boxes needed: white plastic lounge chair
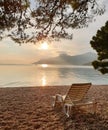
[52,83,97,117]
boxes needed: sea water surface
[0,64,108,87]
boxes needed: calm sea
[0,64,108,87]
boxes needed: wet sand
[0,85,108,130]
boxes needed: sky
[0,0,108,64]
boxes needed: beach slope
[0,85,108,130]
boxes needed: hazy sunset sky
[0,0,108,64]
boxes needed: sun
[40,42,49,50]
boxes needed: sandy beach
[0,85,108,130]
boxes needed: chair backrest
[64,83,92,104]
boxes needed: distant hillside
[33,52,97,65]
[0,64,28,66]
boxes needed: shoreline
[0,85,108,130]
[0,85,69,89]
[0,84,108,88]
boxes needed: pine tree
[90,21,108,74]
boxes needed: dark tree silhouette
[90,21,108,74]
[0,0,105,44]
[0,0,31,44]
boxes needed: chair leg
[93,101,97,114]
[64,104,72,117]
[64,105,69,117]
[51,96,56,107]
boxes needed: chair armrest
[55,94,64,102]
[51,94,66,107]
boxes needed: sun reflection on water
[42,76,46,86]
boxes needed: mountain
[33,52,97,65]
[0,63,28,66]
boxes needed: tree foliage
[0,0,105,44]
[90,21,108,74]
[0,0,31,43]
